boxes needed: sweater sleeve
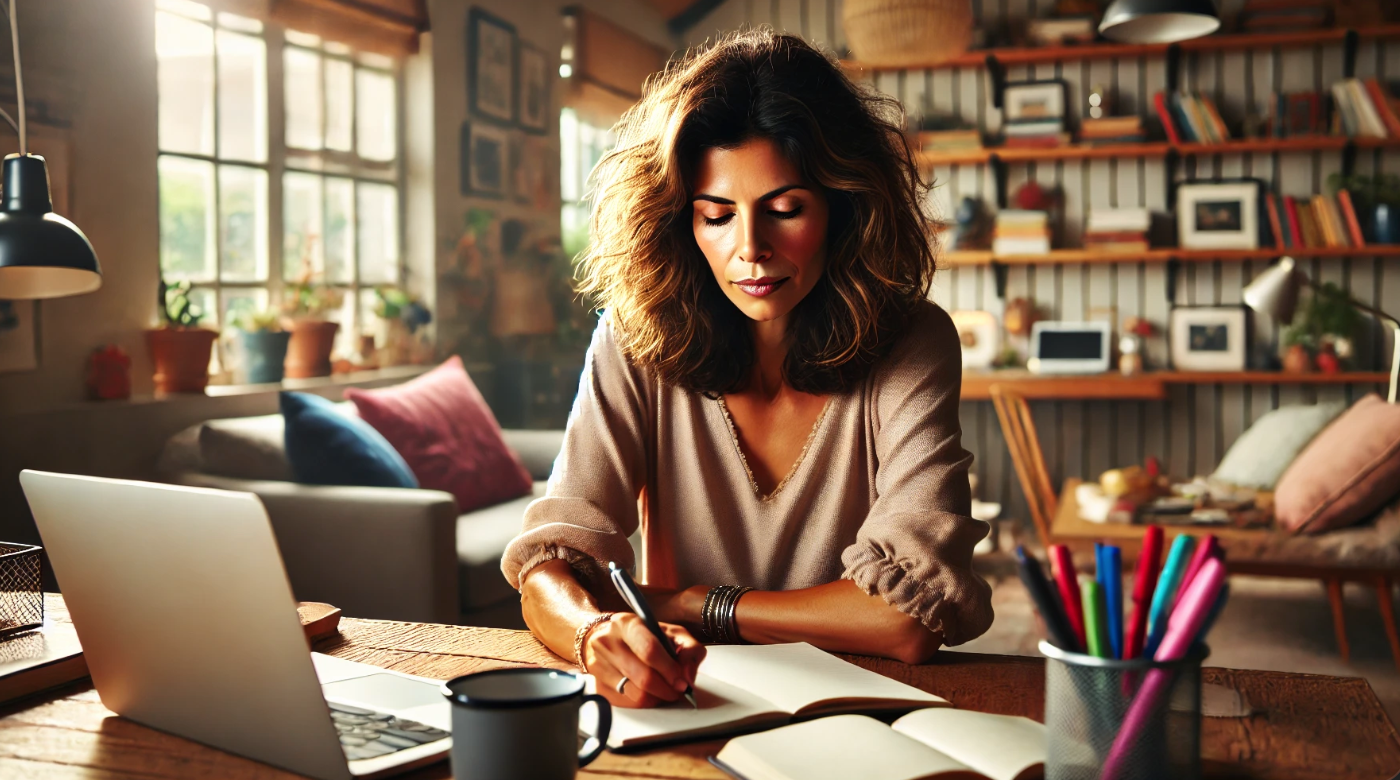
[500,316,650,591]
[839,302,994,646]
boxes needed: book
[1155,92,1182,144]
[1296,202,1321,248]
[1363,78,1400,137]
[604,643,948,750]
[1265,192,1285,248]
[1346,79,1388,138]
[712,711,1046,780]
[1283,195,1304,247]
[1337,189,1367,247]
[1332,81,1360,137]
[1199,97,1230,142]
[1317,194,1351,247]
[1270,193,1291,248]
[0,620,87,706]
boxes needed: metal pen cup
[1040,640,1206,780]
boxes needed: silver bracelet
[701,585,753,644]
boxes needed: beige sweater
[501,300,994,645]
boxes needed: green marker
[1081,577,1108,658]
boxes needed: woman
[501,29,992,709]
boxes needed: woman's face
[691,137,829,325]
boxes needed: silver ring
[615,676,629,694]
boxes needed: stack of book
[1154,92,1230,144]
[1330,78,1400,139]
[1080,116,1147,145]
[1265,191,1367,249]
[993,210,1052,255]
[1269,91,1325,137]
[917,129,983,153]
[1085,208,1151,253]
[1237,0,1331,31]
[1002,120,1070,149]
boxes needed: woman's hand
[584,614,706,708]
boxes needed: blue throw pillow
[280,391,418,488]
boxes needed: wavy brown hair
[576,28,938,395]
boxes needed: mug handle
[577,693,611,767]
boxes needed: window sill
[203,365,430,397]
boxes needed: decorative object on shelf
[85,344,131,401]
[1119,316,1154,376]
[1246,255,1399,401]
[841,0,973,68]
[281,274,344,380]
[1028,321,1112,374]
[1327,172,1400,244]
[517,42,550,133]
[1098,0,1220,44]
[0,1,101,301]
[0,542,42,637]
[1004,297,1038,337]
[467,8,516,124]
[230,308,290,385]
[1169,306,1248,371]
[1282,281,1362,369]
[146,280,218,394]
[1176,181,1260,250]
[951,310,1000,370]
[461,122,509,197]
[1281,343,1314,374]
[1087,84,1110,120]
[1002,80,1069,148]
[948,196,993,251]
[1026,17,1097,47]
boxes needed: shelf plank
[916,137,1400,168]
[845,25,1400,73]
[961,370,1391,400]
[942,246,1400,267]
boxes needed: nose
[737,211,773,267]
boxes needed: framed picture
[1003,80,1068,124]
[460,122,509,197]
[1176,181,1260,250]
[950,310,1000,370]
[1170,306,1248,371]
[468,8,516,124]
[517,43,550,133]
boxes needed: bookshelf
[961,370,1393,400]
[916,136,1400,168]
[942,246,1400,267]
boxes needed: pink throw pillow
[345,357,532,512]
[1274,393,1400,534]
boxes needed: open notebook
[712,710,1046,780]
[601,642,948,750]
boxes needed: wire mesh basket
[0,543,43,639]
[1040,640,1205,780]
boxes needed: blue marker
[1099,544,1123,659]
[1143,535,1196,658]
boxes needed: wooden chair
[988,384,1400,669]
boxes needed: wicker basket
[842,0,974,67]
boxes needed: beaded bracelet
[573,612,616,674]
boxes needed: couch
[157,406,568,628]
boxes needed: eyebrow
[692,184,807,205]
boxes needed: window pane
[357,182,398,284]
[325,177,355,284]
[159,155,216,282]
[222,288,270,334]
[359,52,394,70]
[325,288,356,362]
[325,59,353,152]
[156,12,214,156]
[220,165,268,282]
[285,47,323,150]
[285,29,321,48]
[356,68,396,161]
[284,171,323,281]
[325,40,352,56]
[560,108,579,202]
[217,30,267,162]
[157,0,210,22]
[218,12,262,33]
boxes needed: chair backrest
[989,385,1058,549]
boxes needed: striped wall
[686,0,1400,528]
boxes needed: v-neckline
[714,394,832,502]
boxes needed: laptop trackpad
[323,673,443,711]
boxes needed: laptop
[20,470,453,780]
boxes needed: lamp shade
[0,154,102,300]
[1243,255,1303,324]
[1099,0,1221,44]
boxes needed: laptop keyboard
[328,701,449,761]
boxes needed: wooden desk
[3,597,1398,779]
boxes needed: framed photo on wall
[461,122,509,197]
[1176,181,1260,250]
[468,8,516,124]
[517,43,550,133]
[1169,306,1248,371]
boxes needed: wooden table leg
[1374,576,1400,673]
[1326,578,1350,663]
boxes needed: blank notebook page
[700,643,948,715]
[717,714,980,780]
[892,709,1046,780]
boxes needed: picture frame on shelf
[517,43,550,133]
[467,8,516,124]
[1002,80,1068,125]
[1169,306,1248,371]
[460,122,509,197]
[950,310,1000,370]
[1176,181,1261,250]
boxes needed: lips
[734,277,789,298]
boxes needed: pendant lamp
[0,0,101,300]
[1098,0,1221,45]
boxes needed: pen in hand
[607,561,699,709]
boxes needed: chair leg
[1326,579,1350,663]
[1373,576,1400,673]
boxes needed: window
[156,0,404,373]
[558,107,614,261]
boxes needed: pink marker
[1177,535,1220,595]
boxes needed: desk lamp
[0,0,101,300]
[1098,0,1221,44]
[1244,256,1399,404]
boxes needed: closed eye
[704,214,734,226]
[770,207,803,220]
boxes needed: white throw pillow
[1211,401,1347,490]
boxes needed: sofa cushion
[346,356,533,512]
[1211,401,1345,490]
[457,481,546,611]
[200,414,297,481]
[281,391,419,489]
[1275,393,1400,534]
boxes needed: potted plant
[230,307,291,384]
[281,279,344,378]
[373,286,433,366]
[1282,282,1362,374]
[146,280,218,393]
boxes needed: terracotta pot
[1282,343,1314,374]
[285,319,340,378]
[145,327,218,393]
